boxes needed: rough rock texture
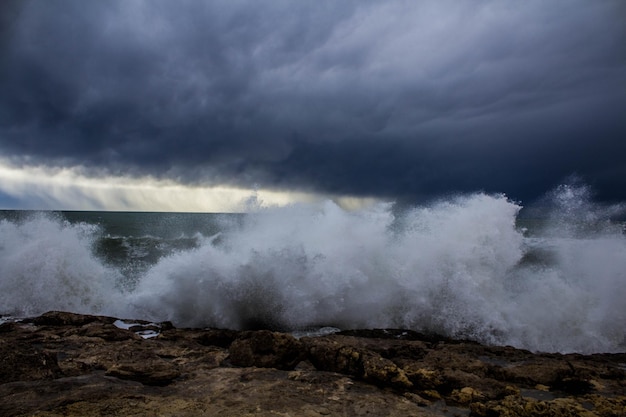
[1,311,625,416]
[229,330,306,370]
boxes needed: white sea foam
[0,214,123,317]
[1,186,624,353]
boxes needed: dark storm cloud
[1,0,625,203]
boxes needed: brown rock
[471,395,604,417]
[1,312,626,417]
[29,310,116,326]
[105,359,180,386]
[305,337,413,390]
[450,386,484,404]
[229,330,305,370]
[0,338,62,383]
[75,322,141,341]
[0,373,153,417]
[194,328,240,348]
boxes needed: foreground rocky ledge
[1,312,624,416]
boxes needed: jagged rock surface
[1,311,625,416]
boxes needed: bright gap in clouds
[0,161,378,212]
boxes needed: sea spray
[0,185,625,354]
[129,194,526,341]
[507,183,626,352]
[0,213,123,317]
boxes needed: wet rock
[502,358,573,387]
[1,312,625,417]
[0,321,20,333]
[29,311,116,327]
[553,377,594,395]
[0,373,153,417]
[0,339,62,383]
[75,322,141,341]
[194,328,240,348]
[105,359,180,386]
[450,386,484,405]
[305,338,413,390]
[471,395,603,417]
[229,330,305,370]
[403,365,444,390]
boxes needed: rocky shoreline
[1,311,624,416]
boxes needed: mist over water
[0,213,122,317]
[1,184,625,353]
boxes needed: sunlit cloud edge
[0,160,380,212]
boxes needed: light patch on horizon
[0,160,379,212]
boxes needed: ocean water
[1,184,624,354]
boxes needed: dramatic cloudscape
[1,0,625,211]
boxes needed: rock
[105,359,180,386]
[29,311,116,327]
[450,386,484,404]
[229,330,305,370]
[0,339,62,383]
[1,312,625,417]
[403,391,433,407]
[76,322,141,341]
[194,328,240,348]
[305,337,413,390]
[403,365,444,389]
[471,396,602,417]
[502,357,573,387]
[553,376,594,395]
[0,374,153,417]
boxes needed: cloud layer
[0,159,382,212]
[1,0,625,208]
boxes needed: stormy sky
[1,0,625,211]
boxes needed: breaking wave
[1,184,625,353]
